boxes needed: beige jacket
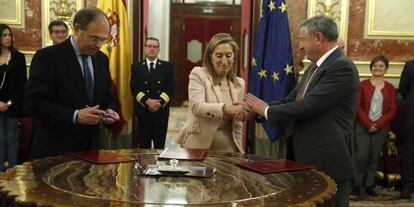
[175,67,245,153]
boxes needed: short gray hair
[300,16,338,42]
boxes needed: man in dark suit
[24,7,119,160]
[399,59,414,199]
[48,19,68,45]
[244,16,359,207]
[130,37,174,149]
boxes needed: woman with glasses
[0,24,27,171]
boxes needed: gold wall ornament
[49,0,77,22]
[42,0,83,47]
[365,0,414,39]
[0,0,23,27]
[301,59,404,88]
[315,0,341,20]
[307,0,350,52]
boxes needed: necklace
[0,52,10,90]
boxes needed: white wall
[148,0,170,61]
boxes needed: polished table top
[0,149,336,206]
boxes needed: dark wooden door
[182,18,232,101]
[170,2,241,106]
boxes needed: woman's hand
[223,103,244,120]
[368,124,378,133]
[0,101,10,112]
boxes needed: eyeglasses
[145,45,159,49]
[80,31,109,45]
[52,30,67,34]
[88,36,109,45]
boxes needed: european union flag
[248,0,295,142]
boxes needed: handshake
[223,93,269,121]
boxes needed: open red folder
[65,150,135,164]
[158,148,208,161]
[237,159,314,174]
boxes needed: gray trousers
[353,122,388,187]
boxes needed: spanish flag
[97,0,133,137]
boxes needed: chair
[376,95,405,189]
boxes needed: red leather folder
[158,148,208,161]
[237,159,314,174]
[65,150,135,164]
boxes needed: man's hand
[77,105,106,125]
[244,93,269,117]
[145,98,161,112]
[0,101,9,112]
[100,109,120,125]
[233,102,255,121]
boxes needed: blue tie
[81,55,94,102]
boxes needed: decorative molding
[42,0,83,47]
[21,50,36,69]
[187,39,202,63]
[365,0,414,39]
[307,0,349,51]
[301,59,404,87]
[0,0,23,27]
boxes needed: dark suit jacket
[400,60,414,106]
[0,50,27,118]
[130,60,174,117]
[24,38,116,159]
[267,48,359,182]
[399,59,414,140]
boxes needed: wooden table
[0,149,336,206]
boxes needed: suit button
[158,81,161,84]
[157,90,160,93]
[144,81,147,84]
[146,90,149,93]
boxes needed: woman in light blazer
[176,33,245,153]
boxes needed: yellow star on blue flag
[284,64,293,75]
[272,71,279,81]
[278,2,287,13]
[249,0,295,142]
[268,1,276,11]
[258,68,267,78]
[252,57,257,67]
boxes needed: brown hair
[370,55,389,71]
[203,33,240,87]
[48,19,68,34]
[0,24,15,55]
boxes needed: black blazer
[24,38,117,159]
[267,48,359,182]
[0,50,27,118]
[399,59,414,106]
[130,60,174,117]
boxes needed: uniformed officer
[130,37,174,149]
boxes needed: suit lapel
[307,48,342,89]
[210,76,223,103]
[61,40,88,102]
[141,61,150,77]
[318,47,342,71]
[229,81,238,102]
[91,55,103,104]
